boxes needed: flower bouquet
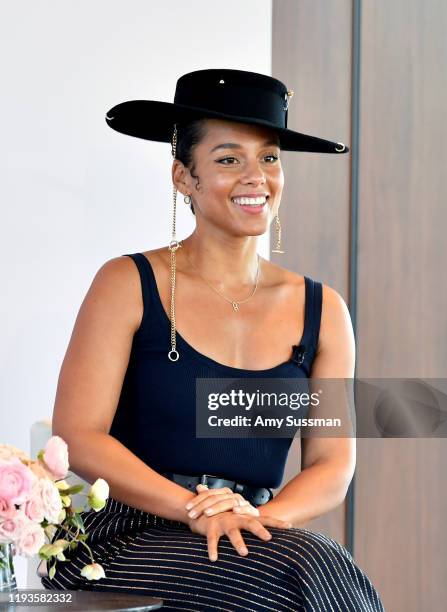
[0,436,109,587]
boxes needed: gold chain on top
[167,124,182,362]
[181,240,260,312]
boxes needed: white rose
[0,444,30,462]
[87,479,109,511]
[81,563,106,580]
[39,478,63,524]
[24,482,45,523]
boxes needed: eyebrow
[209,139,280,153]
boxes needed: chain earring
[167,123,182,362]
[271,213,285,254]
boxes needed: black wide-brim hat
[105,68,349,154]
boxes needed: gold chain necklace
[180,240,261,313]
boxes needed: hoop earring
[271,213,285,254]
[184,194,192,205]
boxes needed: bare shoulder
[260,258,305,292]
[94,246,168,291]
[319,282,354,346]
[268,259,354,354]
[140,246,171,270]
[85,254,150,334]
[314,281,356,377]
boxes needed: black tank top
[109,253,323,488]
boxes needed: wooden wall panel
[273,1,447,610]
[356,1,447,610]
[272,0,353,546]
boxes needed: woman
[41,69,385,611]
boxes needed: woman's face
[176,118,284,238]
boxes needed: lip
[231,193,270,199]
[235,203,267,215]
[231,196,268,215]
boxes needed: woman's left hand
[185,484,260,519]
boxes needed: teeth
[231,196,267,206]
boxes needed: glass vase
[0,543,17,592]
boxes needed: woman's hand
[188,510,293,562]
[185,484,260,519]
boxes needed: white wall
[1,0,272,586]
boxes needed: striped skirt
[41,497,385,611]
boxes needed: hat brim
[105,100,349,154]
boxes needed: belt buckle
[234,482,245,495]
[200,473,219,486]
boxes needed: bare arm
[52,256,196,523]
[259,284,356,526]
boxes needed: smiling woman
[174,118,282,228]
[175,119,280,218]
[40,69,385,611]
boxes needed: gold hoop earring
[271,213,285,254]
[184,194,192,205]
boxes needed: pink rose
[43,436,69,480]
[0,444,30,463]
[0,511,26,544]
[0,457,35,504]
[0,497,16,519]
[39,478,62,524]
[24,483,45,523]
[14,518,46,557]
[28,461,52,481]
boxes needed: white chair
[28,420,89,588]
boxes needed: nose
[241,158,267,185]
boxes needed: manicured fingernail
[188,510,197,518]
[185,503,193,510]
[233,507,242,512]
[210,554,217,562]
[205,508,213,515]
[239,547,248,555]
[286,522,293,528]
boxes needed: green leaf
[69,541,78,551]
[44,526,56,540]
[77,533,89,541]
[39,544,55,560]
[72,513,86,533]
[62,484,84,495]
[60,495,71,508]
[48,564,56,580]
[65,516,79,529]
[53,539,70,551]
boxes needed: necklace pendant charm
[232,301,239,312]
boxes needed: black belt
[161,471,274,507]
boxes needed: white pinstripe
[41,500,384,611]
